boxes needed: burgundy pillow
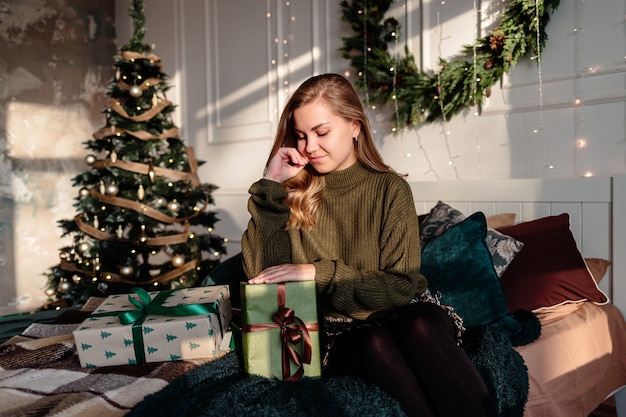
[497,214,608,312]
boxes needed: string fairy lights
[472,0,482,175]
[283,0,293,96]
[435,4,460,180]
[574,0,592,178]
[360,3,370,109]
[266,1,297,109]
[355,0,380,143]
[530,0,552,175]
[415,129,441,180]
[388,2,415,173]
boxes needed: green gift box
[240,281,321,381]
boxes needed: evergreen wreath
[341,0,561,132]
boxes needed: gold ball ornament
[120,265,135,278]
[57,279,71,294]
[85,154,97,165]
[79,188,90,198]
[167,199,180,214]
[72,275,82,284]
[130,85,143,98]
[105,183,119,196]
[77,241,91,255]
[171,254,185,267]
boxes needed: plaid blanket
[0,310,213,417]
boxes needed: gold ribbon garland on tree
[90,148,202,187]
[93,125,180,141]
[340,0,561,133]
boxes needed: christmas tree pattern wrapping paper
[241,281,321,381]
[73,285,231,368]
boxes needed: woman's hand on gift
[263,147,308,183]
[248,263,315,284]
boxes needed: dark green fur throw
[462,326,529,417]
[128,351,405,417]
[130,310,540,417]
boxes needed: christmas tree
[42,0,226,309]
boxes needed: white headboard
[409,174,626,315]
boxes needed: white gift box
[73,285,231,368]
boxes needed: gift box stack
[73,285,231,368]
[240,281,321,381]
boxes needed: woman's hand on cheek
[248,263,315,284]
[263,147,308,183]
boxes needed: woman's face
[293,99,360,174]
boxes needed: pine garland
[341,0,561,132]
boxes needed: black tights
[327,303,497,417]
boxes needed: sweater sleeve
[241,179,292,278]
[314,180,428,319]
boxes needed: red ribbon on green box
[241,281,321,382]
[92,287,222,364]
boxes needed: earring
[353,136,358,142]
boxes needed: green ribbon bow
[93,287,223,364]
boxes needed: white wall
[115,0,626,255]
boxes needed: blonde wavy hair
[265,73,399,230]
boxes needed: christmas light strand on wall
[415,129,441,180]
[530,0,551,175]
[267,1,298,108]
[472,0,482,175]
[361,2,370,108]
[340,0,561,133]
[267,9,277,100]
[574,0,592,178]
[388,3,415,173]
[284,0,293,96]
[434,6,460,179]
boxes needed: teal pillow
[421,212,520,331]
[419,201,523,278]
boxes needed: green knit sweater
[241,161,427,320]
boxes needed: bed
[410,174,626,417]
[1,174,625,417]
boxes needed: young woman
[242,73,497,417]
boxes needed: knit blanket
[0,318,207,417]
